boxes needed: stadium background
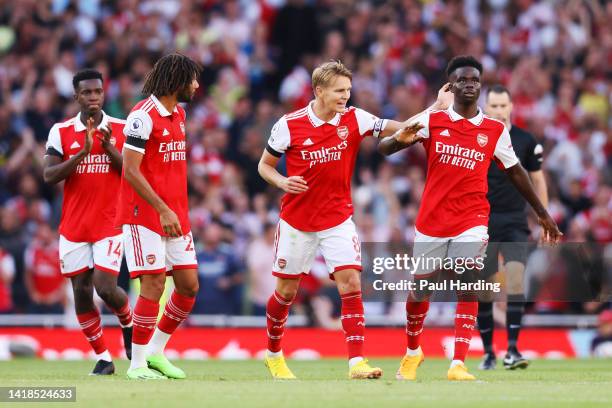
[0,0,610,361]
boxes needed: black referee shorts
[481,212,530,279]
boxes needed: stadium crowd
[0,0,609,319]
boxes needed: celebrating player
[117,54,201,380]
[477,85,548,370]
[378,55,562,381]
[43,69,132,375]
[258,60,451,380]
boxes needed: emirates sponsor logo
[300,140,348,168]
[337,126,349,140]
[159,140,186,163]
[477,133,488,147]
[435,141,485,171]
[70,153,112,174]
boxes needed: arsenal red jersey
[116,95,190,236]
[414,105,519,237]
[25,240,63,296]
[45,112,125,242]
[266,102,388,232]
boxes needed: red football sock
[266,290,293,353]
[453,290,478,362]
[406,297,429,350]
[132,295,159,345]
[157,290,195,335]
[109,299,133,327]
[340,291,365,359]
[77,309,107,354]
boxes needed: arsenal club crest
[277,258,287,269]
[477,133,488,147]
[146,254,156,265]
[337,126,349,140]
[109,137,116,146]
[180,122,185,135]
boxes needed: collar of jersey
[448,104,484,126]
[307,101,341,127]
[73,110,110,132]
[150,94,179,117]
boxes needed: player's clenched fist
[160,208,183,237]
[393,122,425,146]
[279,176,308,194]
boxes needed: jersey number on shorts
[107,240,122,258]
[184,234,194,252]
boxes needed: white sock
[130,344,148,370]
[450,359,464,368]
[267,350,283,358]
[147,329,171,356]
[406,346,422,356]
[96,350,112,362]
[348,356,364,368]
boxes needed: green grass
[1,358,611,408]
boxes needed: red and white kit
[45,111,126,276]
[116,95,197,278]
[266,101,387,278]
[411,105,519,274]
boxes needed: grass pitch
[1,358,610,408]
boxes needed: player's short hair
[486,84,512,100]
[445,55,483,78]
[311,60,352,90]
[72,69,103,90]
[142,53,202,97]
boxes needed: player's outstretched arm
[123,148,183,237]
[378,83,453,138]
[505,163,562,244]
[257,150,308,194]
[43,117,95,184]
[377,123,425,156]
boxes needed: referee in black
[478,85,549,370]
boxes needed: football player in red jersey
[117,54,201,380]
[258,60,452,380]
[43,69,132,376]
[379,55,561,381]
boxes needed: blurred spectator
[245,222,276,315]
[591,309,612,358]
[23,224,64,313]
[193,221,243,315]
[0,246,15,313]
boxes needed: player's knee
[72,283,92,301]
[341,272,362,293]
[176,281,199,298]
[94,283,114,302]
[275,282,298,301]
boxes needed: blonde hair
[311,60,352,90]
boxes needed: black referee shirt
[487,125,543,214]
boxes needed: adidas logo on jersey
[70,141,81,149]
[162,128,170,136]
[303,138,314,146]
[440,129,450,137]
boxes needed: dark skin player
[43,77,131,355]
[378,67,562,244]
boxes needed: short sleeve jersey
[412,105,519,237]
[266,102,388,232]
[115,95,191,236]
[45,112,125,242]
